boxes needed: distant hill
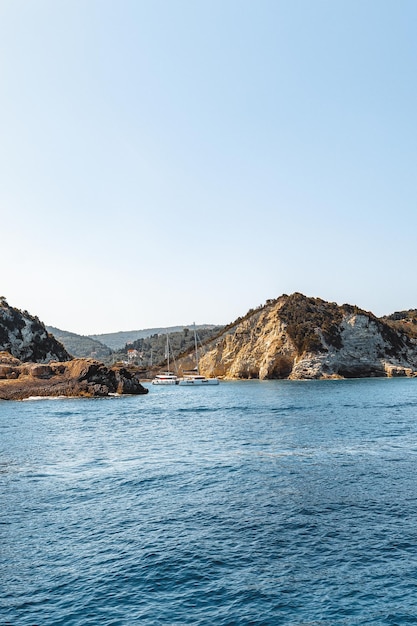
[46,326,112,361]
[89,325,219,350]
[113,325,224,367]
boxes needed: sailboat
[178,324,219,386]
[151,334,179,385]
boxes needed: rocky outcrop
[0,299,148,399]
[0,298,70,363]
[0,352,148,400]
[188,293,417,380]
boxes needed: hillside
[178,293,417,380]
[382,310,417,339]
[46,326,112,361]
[0,298,70,363]
[89,325,219,350]
[113,326,223,367]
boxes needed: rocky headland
[181,293,417,380]
[0,352,148,400]
[0,299,148,399]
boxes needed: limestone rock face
[0,353,148,399]
[190,294,417,380]
[0,298,70,363]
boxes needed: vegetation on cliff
[276,293,412,357]
[0,298,70,363]
[383,310,417,340]
[278,293,347,354]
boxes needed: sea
[1,378,417,625]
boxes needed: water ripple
[1,378,417,624]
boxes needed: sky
[1,0,417,335]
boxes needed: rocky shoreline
[0,352,148,400]
[2,293,417,386]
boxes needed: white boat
[178,324,219,386]
[152,372,179,385]
[178,371,219,386]
[151,334,179,385]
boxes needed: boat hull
[151,373,179,385]
[178,377,219,386]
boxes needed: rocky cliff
[191,293,417,380]
[0,298,70,363]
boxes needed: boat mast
[166,334,170,372]
[193,322,199,373]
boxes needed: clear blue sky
[1,0,416,334]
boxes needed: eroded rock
[0,353,148,400]
[182,294,417,380]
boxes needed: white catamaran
[178,324,219,386]
[151,334,179,385]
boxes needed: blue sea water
[1,378,417,625]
